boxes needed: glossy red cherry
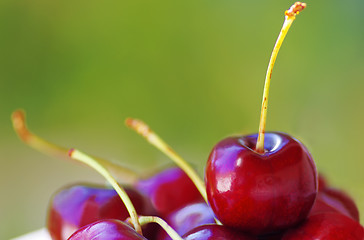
[135,167,203,216]
[281,212,364,239]
[67,219,147,240]
[310,187,359,221]
[205,132,317,235]
[48,184,156,240]
[182,224,257,240]
[158,202,215,240]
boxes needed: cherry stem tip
[125,118,151,138]
[285,2,306,18]
[11,109,30,142]
[68,148,75,157]
[12,109,139,185]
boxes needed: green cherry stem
[125,118,208,203]
[127,216,184,240]
[68,148,142,234]
[255,2,306,153]
[11,109,139,185]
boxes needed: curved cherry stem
[11,109,139,185]
[69,149,142,234]
[255,2,306,153]
[125,118,208,203]
[127,216,184,240]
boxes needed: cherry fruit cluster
[12,2,364,240]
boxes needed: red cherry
[310,187,359,221]
[47,184,156,240]
[309,198,343,217]
[158,202,215,240]
[205,132,317,235]
[67,219,147,240]
[135,167,203,216]
[281,212,364,240]
[205,3,316,235]
[182,224,257,240]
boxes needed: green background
[1,0,363,238]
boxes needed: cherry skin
[48,184,156,240]
[309,198,343,217]
[158,202,215,240]
[182,224,257,240]
[67,219,147,240]
[281,212,364,240]
[205,132,317,235]
[135,167,203,217]
[310,187,359,221]
[321,188,359,221]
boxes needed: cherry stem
[125,118,208,203]
[130,216,184,240]
[11,109,139,185]
[69,148,143,235]
[255,2,306,153]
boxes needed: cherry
[182,224,256,240]
[310,187,359,221]
[47,184,156,240]
[321,188,359,221]
[281,212,364,239]
[309,198,343,217]
[205,2,317,235]
[67,219,147,240]
[136,167,203,216]
[313,173,359,221]
[205,132,317,234]
[158,202,215,240]
[67,150,188,240]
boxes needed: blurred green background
[1,0,363,238]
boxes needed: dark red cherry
[159,202,215,240]
[309,198,343,217]
[135,167,203,216]
[205,132,317,235]
[310,187,359,221]
[182,224,257,240]
[48,184,156,240]
[67,219,147,240]
[281,212,364,240]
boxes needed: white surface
[10,228,51,240]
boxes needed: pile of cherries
[44,162,363,240]
[12,2,364,240]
